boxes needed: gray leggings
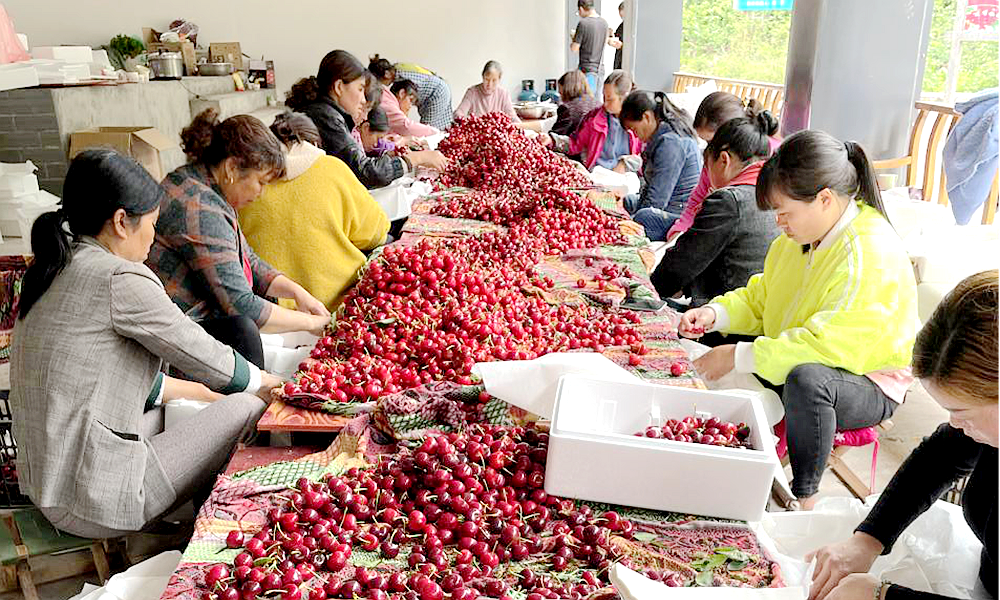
[42,393,266,539]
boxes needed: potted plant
[108,34,144,71]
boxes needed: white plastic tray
[545,375,779,522]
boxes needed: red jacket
[568,107,643,170]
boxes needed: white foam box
[0,63,39,92]
[31,45,93,63]
[545,375,780,522]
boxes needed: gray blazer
[10,238,253,531]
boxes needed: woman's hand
[292,288,330,317]
[304,314,330,337]
[679,306,716,338]
[258,371,284,402]
[824,574,882,600]
[693,344,736,381]
[538,133,553,147]
[409,150,450,171]
[806,533,885,600]
[612,159,628,174]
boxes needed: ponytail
[706,110,778,163]
[756,130,889,222]
[285,76,321,111]
[18,149,164,319]
[844,140,887,220]
[18,210,72,319]
[621,90,695,139]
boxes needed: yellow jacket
[239,146,389,310]
[709,202,919,385]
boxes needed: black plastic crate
[0,417,30,508]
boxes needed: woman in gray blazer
[10,150,284,538]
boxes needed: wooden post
[945,0,967,103]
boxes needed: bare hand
[258,371,284,402]
[693,344,736,381]
[412,150,449,171]
[538,133,553,148]
[679,306,716,338]
[612,160,627,174]
[293,289,330,317]
[806,534,884,600]
[825,574,881,600]
[307,314,331,337]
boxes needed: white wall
[6,0,566,102]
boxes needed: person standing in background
[571,0,610,98]
[610,2,625,70]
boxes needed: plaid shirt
[147,164,281,326]
[395,69,454,130]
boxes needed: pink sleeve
[502,92,520,123]
[666,166,711,238]
[385,93,438,137]
[454,88,475,120]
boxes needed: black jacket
[857,423,997,600]
[300,96,405,189]
[650,183,779,307]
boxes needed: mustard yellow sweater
[239,155,389,310]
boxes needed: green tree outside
[678,0,998,94]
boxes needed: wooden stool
[0,507,128,598]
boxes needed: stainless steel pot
[149,52,183,80]
[197,62,234,76]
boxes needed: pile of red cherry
[200,425,650,600]
[635,416,753,449]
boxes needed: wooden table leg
[91,540,111,583]
[15,561,40,600]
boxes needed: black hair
[705,111,778,163]
[619,90,696,139]
[579,0,595,10]
[286,50,367,111]
[365,72,383,108]
[367,54,395,81]
[18,150,164,319]
[482,60,502,77]
[619,1,626,10]
[181,108,286,177]
[693,92,774,135]
[390,79,418,98]
[756,130,888,220]
[270,111,322,149]
[365,106,390,133]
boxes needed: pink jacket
[380,88,439,138]
[569,107,643,171]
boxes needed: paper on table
[590,166,641,196]
[472,352,640,419]
[67,551,182,600]
[610,563,806,599]
[678,338,784,426]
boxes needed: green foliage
[109,34,144,59]
[678,0,997,94]
[679,0,791,85]
[923,0,999,94]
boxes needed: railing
[672,72,785,116]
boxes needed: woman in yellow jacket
[240,112,389,310]
[681,130,919,510]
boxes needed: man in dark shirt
[571,0,610,97]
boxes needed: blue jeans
[585,72,600,97]
[633,208,680,242]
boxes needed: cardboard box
[209,42,243,71]
[544,375,780,522]
[69,127,176,182]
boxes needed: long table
[158,190,721,599]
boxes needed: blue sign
[734,0,794,10]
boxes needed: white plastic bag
[67,551,182,600]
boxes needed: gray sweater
[11,238,253,531]
[651,184,780,307]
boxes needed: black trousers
[199,315,265,369]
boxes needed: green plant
[109,34,144,59]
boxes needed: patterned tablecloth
[160,189,744,599]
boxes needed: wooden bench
[672,71,785,116]
[874,101,998,225]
